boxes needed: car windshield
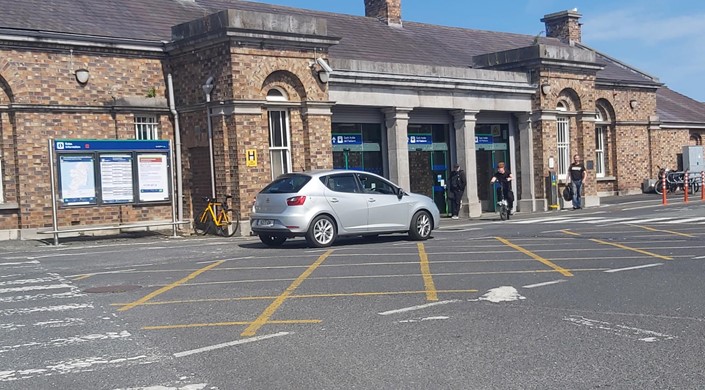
[260,174,311,194]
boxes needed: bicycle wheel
[654,181,663,195]
[194,211,214,235]
[499,205,508,221]
[216,209,240,237]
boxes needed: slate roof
[0,0,701,124]
[657,87,705,124]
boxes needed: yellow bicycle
[194,195,240,237]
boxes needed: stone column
[302,101,334,170]
[516,113,544,212]
[383,107,412,190]
[579,111,600,207]
[452,110,481,218]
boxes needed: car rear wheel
[306,215,337,248]
[408,210,432,241]
[259,234,287,247]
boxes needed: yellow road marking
[560,229,581,236]
[118,260,225,312]
[590,239,673,260]
[143,319,320,331]
[73,274,92,281]
[241,250,333,337]
[629,224,695,238]
[495,237,573,277]
[417,243,438,301]
[110,289,479,307]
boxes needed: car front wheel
[306,215,337,248]
[259,234,287,247]
[408,210,432,241]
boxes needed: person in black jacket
[490,161,514,214]
[448,164,466,219]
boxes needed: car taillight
[286,195,306,206]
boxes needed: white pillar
[516,113,544,212]
[383,107,413,190]
[452,110,482,218]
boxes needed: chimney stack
[541,9,582,44]
[364,0,402,26]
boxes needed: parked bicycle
[194,195,240,237]
[654,166,700,195]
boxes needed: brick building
[1,1,704,239]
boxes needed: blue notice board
[331,134,362,145]
[55,139,170,151]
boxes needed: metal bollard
[684,171,689,203]
[662,172,667,205]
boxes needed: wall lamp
[315,57,333,84]
[74,69,90,84]
[540,83,552,95]
[629,99,639,109]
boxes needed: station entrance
[331,123,383,175]
[475,124,510,212]
[408,124,451,216]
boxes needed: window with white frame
[135,115,159,140]
[268,110,291,179]
[595,126,605,177]
[557,117,570,177]
[0,157,4,203]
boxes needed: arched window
[556,101,568,112]
[266,88,288,102]
[690,134,702,146]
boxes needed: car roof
[285,169,381,179]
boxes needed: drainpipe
[167,74,183,222]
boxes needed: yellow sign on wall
[246,149,257,167]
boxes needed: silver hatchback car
[250,170,441,247]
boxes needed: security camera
[316,58,333,74]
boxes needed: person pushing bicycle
[490,162,514,215]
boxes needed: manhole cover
[84,285,141,294]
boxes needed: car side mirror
[396,187,404,199]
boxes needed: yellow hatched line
[73,274,92,281]
[118,260,226,312]
[590,239,673,260]
[143,319,320,331]
[495,237,573,277]
[417,243,438,301]
[241,249,333,337]
[110,289,478,307]
[560,229,581,237]
[628,224,695,238]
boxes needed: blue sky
[253,0,705,102]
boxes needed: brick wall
[0,47,175,232]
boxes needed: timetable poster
[100,154,134,204]
[137,154,170,202]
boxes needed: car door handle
[330,198,339,203]
[368,198,376,203]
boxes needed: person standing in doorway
[567,154,587,210]
[490,162,514,214]
[448,164,466,219]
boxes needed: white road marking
[0,260,40,266]
[0,331,131,354]
[113,385,208,390]
[512,217,573,224]
[0,276,61,286]
[587,217,637,224]
[398,316,450,323]
[616,217,672,224]
[693,255,705,259]
[0,354,159,381]
[663,217,705,224]
[33,318,86,328]
[564,315,675,342]
[378,300,461,316]
[0,290,86,303]
[472,286,526,303]
[522,280,566,289]
[0,284,73,294]
[174,332,290,358]
[604,263,663,273]
[0,303,93,316]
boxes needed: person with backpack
[448,164,466,219]
[566,154,587,210]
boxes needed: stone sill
[597,176,616,182]
[0,202,19,210]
